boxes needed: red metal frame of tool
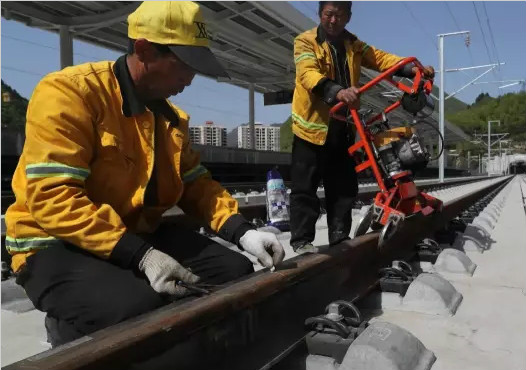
[329,57,442,226]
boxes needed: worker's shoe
[293,242,319,255]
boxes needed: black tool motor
[374,129,430,178]
[395,132,430,170]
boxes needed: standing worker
[5,1,284,346]
[290,1,434,253]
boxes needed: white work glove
[138,247,200,297]
[239,230,285,268]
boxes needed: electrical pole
[487,121,491,176]
[471,120,507,176]
[249,83,255,150]
[437,30,470,183]
[438,35,445,183]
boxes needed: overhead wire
[2,34,105,61]
[481,2,503,81]
[472,2,494,65]
[171,100,248,119]
[2,33,252,115]
[2,65,45,77]
[444,2,475,68]
[3,33,237,95]
[402,2,438,50]
[443,2,477,95]
[444,2,461,31]
[299,1,319,20]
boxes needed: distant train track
[0,176,449,213]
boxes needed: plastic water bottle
[266,167,290,231]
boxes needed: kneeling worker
[5,1,284,346]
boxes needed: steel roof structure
[1,1,469,144]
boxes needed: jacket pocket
[167,125,184,153]
[315,46,333,78]
[96,127,135,169]
[318,60,333,79]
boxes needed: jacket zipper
[329,44,340,83]
[330,42,350,88]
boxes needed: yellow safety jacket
[292,27,404,145]
[6,55,248,272]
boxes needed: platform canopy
[1,1,469,144]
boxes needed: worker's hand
[139,247,200,297]
[239,230,285,268]
[412,65,435,79]
[336,87,361,109]
[423,65,435,78]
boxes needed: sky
[1,1,525,131]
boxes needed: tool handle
[329,57,429,121]
[177,281,210,295]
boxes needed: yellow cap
[128,1,228,78]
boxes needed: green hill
[446,91,526,139]
[1,80,29,129]
[447,91,526,153]
[431,85,469,115]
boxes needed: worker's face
[135,40,196,100]
[319,3,350,38]
[150,52,196,99]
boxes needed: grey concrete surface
[433,248,477,276]
[402,273,463,316]
[366,176,526,370]
[361,273,463,316]
[340,321,436,370]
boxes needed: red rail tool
[329,57,443,248]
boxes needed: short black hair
[318,1,352,17]
[127,38,172,55]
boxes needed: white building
[237,123,281,152]
[189,121,227,147]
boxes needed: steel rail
[162,176,490,228]
[4,176,512,370]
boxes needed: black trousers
[17,224,254,347]
[290,120,358,247]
